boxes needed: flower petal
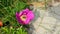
[27,11,34,20]
[16,12,24,24]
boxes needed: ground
[28,4,60,34]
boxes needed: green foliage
[0,26,27,34]
[0,0,29,34]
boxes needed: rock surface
[28,4,60,34]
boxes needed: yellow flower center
[20,15,26,21]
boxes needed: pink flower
[16,8,34,25]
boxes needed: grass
[0,0,29,34]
